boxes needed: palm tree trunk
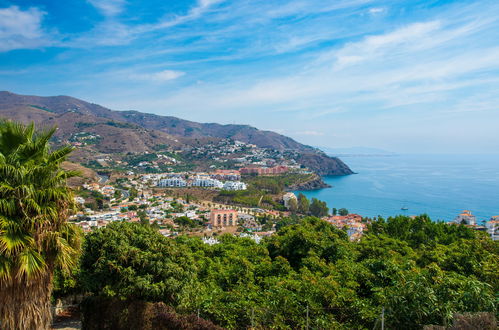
[0,272,53,330]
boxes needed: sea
[294,154,499,223]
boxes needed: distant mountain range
[0,91,353,175]
[318,146,396,156]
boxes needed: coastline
[287,174,331,191]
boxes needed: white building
[223,181,247,191]
[74,196,86,205]
[202,237,219,245]
[282,192,297,208]
[486,216,499,240]
[158,178,187,187]
[191,176,224,188]
[453,210,476,226]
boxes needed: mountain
[0,91,353,175]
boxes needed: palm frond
[16,249,46,279]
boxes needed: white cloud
[131,69,185,81]
[0,6,52,52]
[368,7,385,15]
[87,0,126,17]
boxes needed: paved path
[52,319,81,329]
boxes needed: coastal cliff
[295,152,354,176]
[288,174,331,191]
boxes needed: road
[97,175,109,184]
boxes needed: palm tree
[0,121,81,329]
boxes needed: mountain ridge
[0,91,353,175]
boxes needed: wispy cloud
[130,69,185,81]
[87,0,127,17]
[331,21,442,70]
[134,0,224,33]
[0,6,53,52]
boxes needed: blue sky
[1,0,499,153]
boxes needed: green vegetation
[338,207,349,216]
[79,215,498,329]
[309,197,329,217]
[298,192,310,214]
[174,216,203,229]
[216,189,286,210]
[124,153,158,166]
[29,104,55,113]
[210,174,324,211]
[105,120,139,129]
[245,173,316,194]
[75,122,97,128]
[0,121,82,329]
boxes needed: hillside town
[80,138,311,176]
[72,167,499,243]
[71,157,499,244]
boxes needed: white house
[223,181,247,191]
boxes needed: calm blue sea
[295,154,499,223]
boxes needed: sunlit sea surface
[294,154,499,222]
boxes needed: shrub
[81,297,222,330]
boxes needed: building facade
[210,209,238,227]
[240,165,289,176]
[486,216,499,240]
[158,178,187,187]
[211,169,241,181]
[191,176,224,188]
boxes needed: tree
[80,222,197,304]
[297,193,309,214]
[113,190,122,200]
[174,216,197,228]
[288,198,298,213]
[0,121,82,329]
[137,210,149,225]
[129,187,138,201]
[310,198,329,217]
[338,208,349,216]
[332,208,337,215]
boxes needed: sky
[0,0,499,154]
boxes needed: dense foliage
[244,173,316,194]
[79,215,498,329]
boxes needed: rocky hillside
[0,91,353,175]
